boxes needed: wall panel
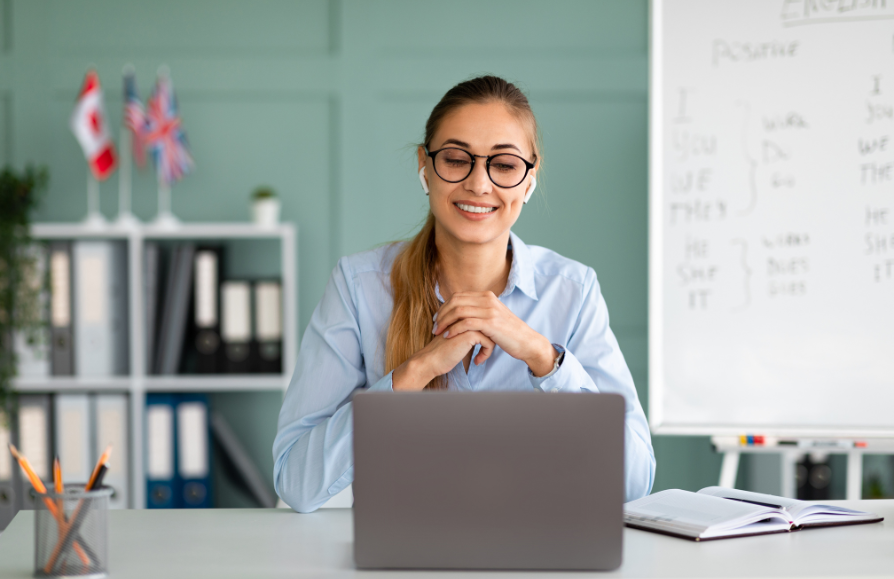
[48,0,332,56]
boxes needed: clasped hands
[392,291,559,391]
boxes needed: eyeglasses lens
[488,154,527,188]
[434,149,474,182]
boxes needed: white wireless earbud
[523,177,537,204]
[419,167,429,194]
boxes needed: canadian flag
[70,70,117,180]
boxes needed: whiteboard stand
[712,437,894,500]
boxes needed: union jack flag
[124,71,148,167]
[145,74,193,186]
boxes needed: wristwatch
[540,348,565,380]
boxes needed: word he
[669,200,727,224]
[874,259,894,282]
[763,232,810,248]
[858,135,888,155]
[860,161,893,184]
[767,257,809,276]
[672,130,717,161]
[763,112,808,131]
[677,264,719,285]
[671,169,712,194]
[712,39,798,66]
[865,232,894,255]
[867,101,893,124]
[866,206,889,225]
[685,237,709,259]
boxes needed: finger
[436,293,494,319]
[433,305,493,335]
[441,317,486,339]
[473,334,495,365]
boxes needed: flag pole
[83,171,106,229]
[153,179,180,229]
[149,64,182,230]
[114,125,139,229]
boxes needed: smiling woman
[272,76,655,513]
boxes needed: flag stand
[114,127,140,229]
[82,172,107,229]
[152,181,180,229]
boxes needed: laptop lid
[353,391,625,570]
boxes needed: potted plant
[0,165,48,422]
[251,186,280,228]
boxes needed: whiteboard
[649,0,894,437]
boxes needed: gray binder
[155,244,196,375]
[144,242,160,373]
[49,242,74,375]
[210,411,275,508]
[73,241,129,376]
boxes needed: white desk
[0,500,891,578]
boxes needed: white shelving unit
[14,221,298,509]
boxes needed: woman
[273,76,655,513]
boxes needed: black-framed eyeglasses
[426,147,536,189]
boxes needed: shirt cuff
[529,345,599,393]
[366,371,394,392]
[529,344,565,391]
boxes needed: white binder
[53,394,92,485]
[73,241,129,376]
[17,395,52,509]
[93,394,129,509]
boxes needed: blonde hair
[384,76,540,390]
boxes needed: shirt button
[550,387,559,393]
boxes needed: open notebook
[624,487,883,541]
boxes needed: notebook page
[697,487,876,523]
[625,489,780,536]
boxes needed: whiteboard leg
[846,452,862,501]
[719,451,740,488]
[781,451,798,499]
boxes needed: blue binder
[175,394,212,508]
[145,394,177,508]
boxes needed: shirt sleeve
[272,258,391,513]
[528,268,656,502]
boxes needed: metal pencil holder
[34,484,112,578]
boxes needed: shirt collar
[435,231,538,302]
[505,231,538,301]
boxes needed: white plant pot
[252,197,281,228]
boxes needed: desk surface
[1,500,892,578]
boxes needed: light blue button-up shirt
[273,232,655,512]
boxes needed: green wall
[1,0,730,503]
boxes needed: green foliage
[0,165,48,423]
[251,186,276,200]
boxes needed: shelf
[30,223,132,239]
[30,221,295,240]
[13,376,133,392]
[144,375,288,392]
[142,222,294,239]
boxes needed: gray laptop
[353,391,625,570]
